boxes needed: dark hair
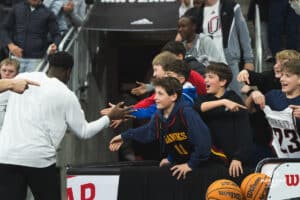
[161,41,186,55]
[282,59,300,75]
[205,62,232,87]
[48,51,74,69]
[152,77,182,101]
[164,60,191,81]
[182,7,199,25]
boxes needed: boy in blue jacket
[109,77,211,180]
[132,59,198,119]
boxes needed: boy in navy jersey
[109,77,211,180]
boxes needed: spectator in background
[0,58,19,79]
[268,0,300,57]
[179,0,193,17]
[0,0,61,73]
[43,0,86,35]
[178,13,226,66]
[247,0,273,62]
[190,0,254,98]
[0,58,20,129]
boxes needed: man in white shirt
[0,51,132,200]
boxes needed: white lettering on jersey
[264,105,300,158]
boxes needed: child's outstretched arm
[200,99,246,112]
[109,134,124,152]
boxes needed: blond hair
[276,50,300,61]
[152,51,178,70]
[0,58,20,72]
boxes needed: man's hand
[244,63,254,71]
[63,1,74,14]
[159,158,171,167]
[47,43,57,55]
[131,81,147,96]
[109,134,123,151]
[170,163,192,180]
[251,91,265,109]
[229,160,243,178]
[222,99,247,112]
[106,102,135,120]
[289,105,300,118]
[8,43,23,58]
[237,69,250,84]
[11,79,40,94]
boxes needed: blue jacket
[0,2,61,58]
[121,98,211,168]
[132,83,198,119]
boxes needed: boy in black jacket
[194,62,253,178]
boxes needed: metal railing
[254,4,263,73]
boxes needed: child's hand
[109,135,124,151]
[131,81,147,96]
[159,158,171,167]
[251,90,265,109]
[223,99,247,112]
[289,105,300,118]
[110,119,124,129]
[170,163,192,180]
[229,160,243,178]
[237,69,250,84]
[100,102,116,115]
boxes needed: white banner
[268,163,300,199]
[66,175,119,200]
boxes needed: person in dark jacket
[0,0,61,72]
[194,62,253,178]
[109,77,211,180]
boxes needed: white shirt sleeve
[65,93,110,139]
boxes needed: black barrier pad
[84,2,180,31]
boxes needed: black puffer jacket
[0,1,61,58]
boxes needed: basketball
[206,179,243,200]
[240,173,270,200]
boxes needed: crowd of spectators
[0,0,300,199]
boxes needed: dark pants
[0,163,61,200]
[268,0,300,56]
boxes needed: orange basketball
[206,179,243,200]
[240,173,270,200]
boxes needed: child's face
[273,59,286,79]
[205,72,226,96]
[280,71,300,96]
[0,64,18,79]
[153,65,166,78]
[154,86,176,110]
